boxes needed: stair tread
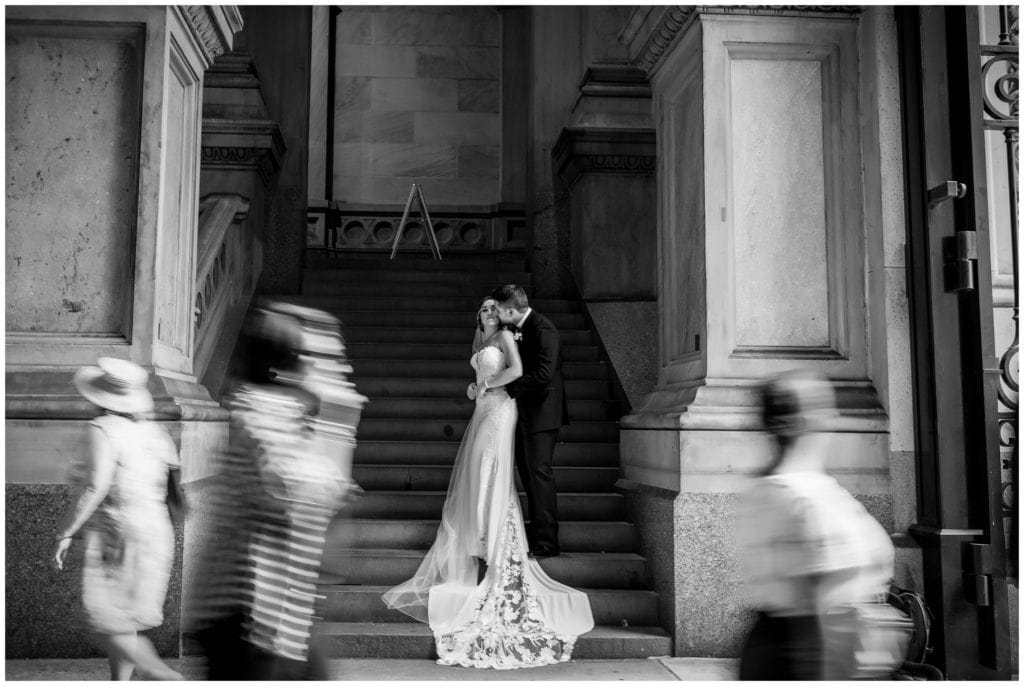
[329,549,642,560]
[318,622,670,639]
[355,465,617,472]
[335,522,626,528]
[358,490,622,496]
[319,584,656,595]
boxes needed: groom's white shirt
[517,307,532,330]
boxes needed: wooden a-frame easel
[390,183,442,260]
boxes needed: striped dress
[189,385,347,664]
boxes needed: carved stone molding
[625,5,861,75]
[201,139,282,185]
[631,7,695,74]
[553,127,657,188]
[182,5,243,65]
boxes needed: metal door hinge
[928,180,968,206]
[943,230,978,292]
[962,541,994,606]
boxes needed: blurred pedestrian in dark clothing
[53,357,183,680]
[736,369,895,680]
[187,306,352,680]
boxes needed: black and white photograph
[4,2,1019,681]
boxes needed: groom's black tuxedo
[505,311,568,432]
[505,309,567,554]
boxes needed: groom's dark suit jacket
[506,310,568,433]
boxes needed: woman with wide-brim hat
[52,357,182,680]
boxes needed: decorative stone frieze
[623,5,861,75]
[201,49,286,185]
[182,5,244,66]
[553,128,656,188]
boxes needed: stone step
[304,281,534,299]
[351,359,606,380]
[304,267,532,284]
[315,622,671,659]
[360,397,622,422]
[320,550,648,590]
[342,326,594,346]
[347,342,601,362]
[349,491,624,520]
[329,310,587,329]
[353,377,609,399]
[355,418,619,442]
[329,518,634,551]
[317,585,659,626]
[279,295,581,313]
[353,441,620,467]
[305,251,527,271]
[351,464,619,492]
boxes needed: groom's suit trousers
[515,424,559,551]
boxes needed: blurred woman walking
[52,357,183,680]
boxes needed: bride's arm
[480,330,523,390]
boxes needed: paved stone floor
[4,657,740,681]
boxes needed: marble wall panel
[369,143,457,178]
[336,76,372,111]
[336,44,416,78]
[371,8,499,47]
[330,8,501,208]
[332,174,366,201]
[415,112,499,145]
[372,77,457,112]
[6,24,141,336]
[337,10,371,45]
[731,58,829,349]
[335,110,415,144]
[334,143,371,177]
[457,78,500,113]
[416,46,500,80]
[362,176,497,207]
[457,145,500,179]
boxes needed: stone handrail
[193,193,250,379]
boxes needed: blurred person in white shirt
[736,369,895,680]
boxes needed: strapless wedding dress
[382,346,594,669]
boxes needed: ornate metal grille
[983,5,1018,573]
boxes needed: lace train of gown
[382,346,594,669]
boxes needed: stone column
[198,37,286,400]
[619,6,892,656]
[552,65,658,406]
[5,5,240,658]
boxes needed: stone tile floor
[5,657,740,681]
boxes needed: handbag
[823,596,915,680]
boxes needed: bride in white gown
[382,298,594,669]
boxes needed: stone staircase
[283,252,670,659]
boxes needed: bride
[382,297,594,669]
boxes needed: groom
[490,284,568,558]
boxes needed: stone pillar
[527,6,583,297]
[552,65,659,406]
[619,7,892,656]
[198,38,286,398]
[5,5,240,658]
[243,6,311,295]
